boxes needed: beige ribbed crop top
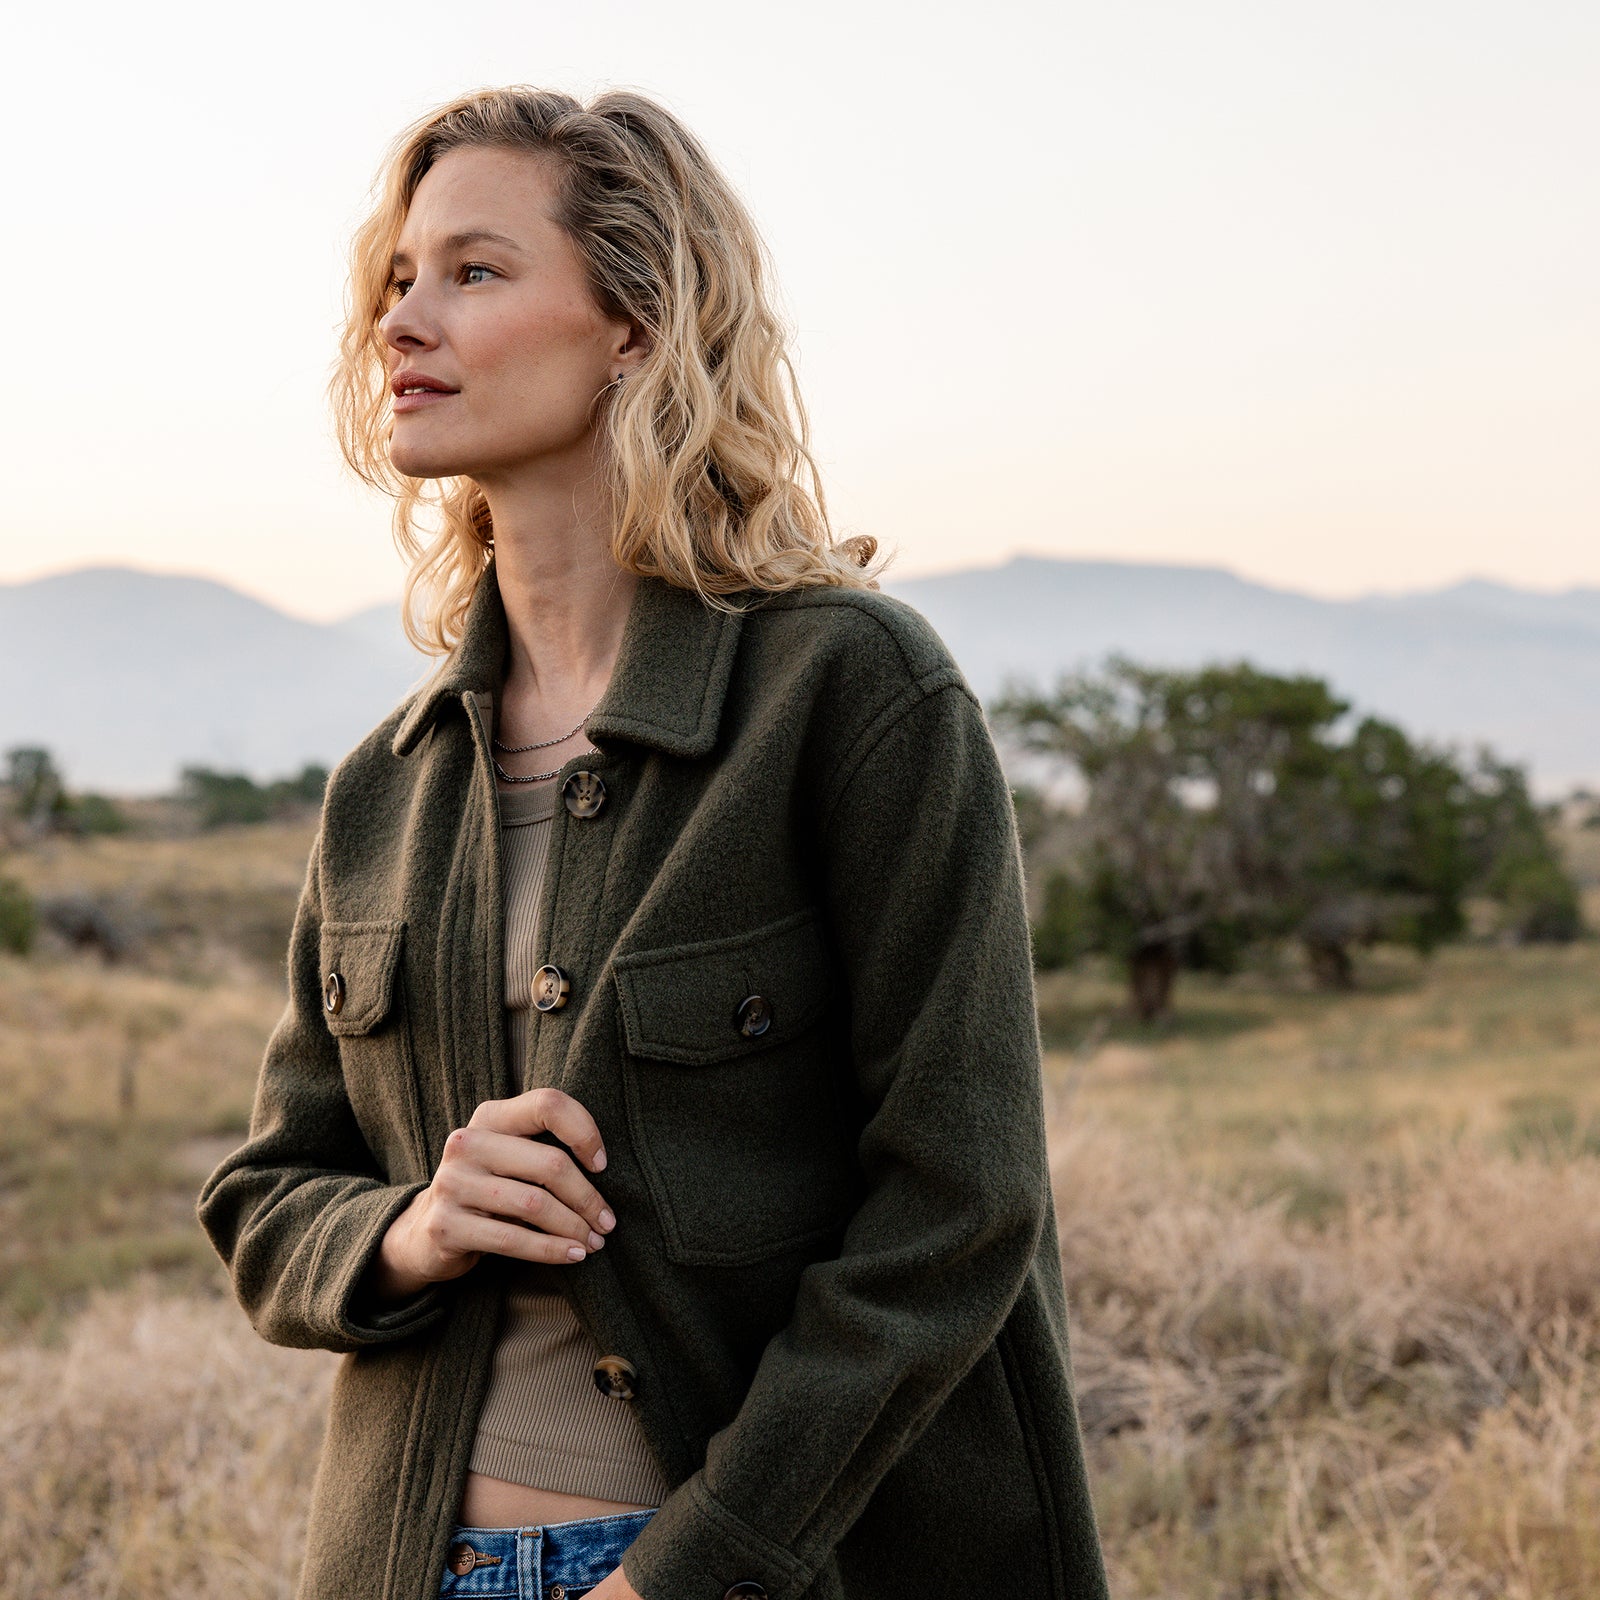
[466,777,670,1505]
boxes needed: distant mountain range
[3,557,1597,793]
[0,568,430,794]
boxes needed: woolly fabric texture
[197,559,1110,1600]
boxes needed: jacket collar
[391,555,753,760]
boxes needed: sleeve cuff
[621,1472,813,1600]
[321,1180,447,1346]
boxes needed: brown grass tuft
[1053,1107,1600,1598]
[0,1284,333,1599]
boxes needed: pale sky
[4,0,1596,620]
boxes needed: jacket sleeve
[621,672,1052,1600]
[195,829,446,1353]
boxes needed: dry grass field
[3,820,1599,1598]
[1038,944,1600,1599]
[0,822,311,1330]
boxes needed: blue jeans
[438,1509,657,1599]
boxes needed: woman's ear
[616,321,654,373]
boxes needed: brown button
[592,1354,638,1400]
[723,1585,768,1600]
[562,770,606,818]
[446,1542,500,1575]
[323,971,345,1015]
[532,964,571,1012]
[549,1587,566,1600]
[735,994,772,1038]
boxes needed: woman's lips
[393,389,458,414]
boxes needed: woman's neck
[483,467,640,745]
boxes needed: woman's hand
[585,1565,645,1600]
[364,1087,616,1301]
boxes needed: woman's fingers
[468,1087,609,1173]
[503,1132,614,1232]
[421,1193,595,1266]
[437,1162,603,1252]
[401,1088,619,1286]
[443,1121,616,1238]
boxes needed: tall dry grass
[0,1287,333,1600]
[1055,1104,1600,1598]
[0,952,284,1327]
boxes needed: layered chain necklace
[491,702,603,784]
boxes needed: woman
[199,85,1109,1600]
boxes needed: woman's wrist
[365,1192,435,1303]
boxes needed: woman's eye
[382,264,492,305]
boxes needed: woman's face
[378,145,640,483]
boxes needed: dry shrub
[0,1283,333,1600]
[1052,1105,1600,1598]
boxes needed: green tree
[994,659,1345,1017]
[992,659,1582,1017]
[181,767,275,827]
[1460,755,1584,943]
[5,746,71,834]
[68,793,130,835]
[1286,717,1475,987]
[268,763,330,810]
[1031,868,1099,972]
[180,762,328,829]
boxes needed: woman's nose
[380,289,438,352]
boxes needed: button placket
[527,753,620,1098]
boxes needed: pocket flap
[613,907,832,1066]
[318,919,406,1036]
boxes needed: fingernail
[566,1245,586,1261]
[593,1149,608,1171]
[588,1231,604,1250]
[598,1208,616,1231]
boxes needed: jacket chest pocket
[613,905,858,1267]
[319,919,428,1181]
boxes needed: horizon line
[3,552,1599,627]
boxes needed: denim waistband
[440,1508,657,1598]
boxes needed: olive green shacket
[196,557,1110,1600]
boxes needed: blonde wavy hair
[329,84,891,655]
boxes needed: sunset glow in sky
[5,0,1596,619]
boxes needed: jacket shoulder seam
[818,670,977,839]
[749,589,928,682]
